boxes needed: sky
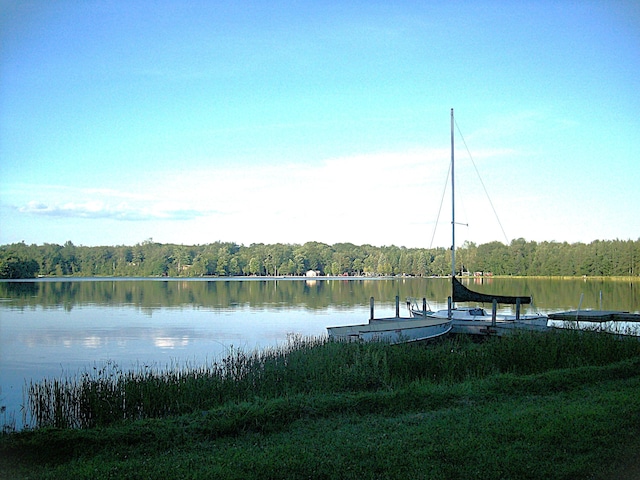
[1,0,639,249]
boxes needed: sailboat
[410,109,548,333]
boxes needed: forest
[0,238,638,279]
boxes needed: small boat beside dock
[327,296,452,344]
[327,317,453,344]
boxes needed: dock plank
[548,311,640,323]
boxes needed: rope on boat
[454,117,510,245]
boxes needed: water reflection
[1,277,637,312]
[154,336,190,349]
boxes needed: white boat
[410,109,547,331]
[411,277,548,327]
[327,316,452,344]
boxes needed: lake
[1,276,638,430]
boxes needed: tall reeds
[23,330,640,430]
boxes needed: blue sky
[1,1,639,248]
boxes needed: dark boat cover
[452,276,531,305]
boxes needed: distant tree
[352,258,364,276]
[398,252,411,275]
[248,257,262,275]
[377,253,392,275]
[411,251,428,276]
[430,250,449,276]
[1,237,640,278]
[228,257,241,276]
[0,255,39,278]
[293,252,306,275]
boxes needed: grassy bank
[2,330,640,479]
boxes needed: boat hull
[410,306,549,335]
[412,306,546,321]
[327,317,452,344]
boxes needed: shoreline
[3,274,639,282]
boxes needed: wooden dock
[352,297,639,339]
[451,320,550,336]
[548,311,640,323]
[369,295,551,337]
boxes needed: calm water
[1,277,638,429]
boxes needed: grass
[2,329,640,479]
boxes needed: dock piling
[370,296,374,321]
[491,299,497,327]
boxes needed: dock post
[577,293,584,323]
[395,295,400,318]
[447,296,452,319]
[370,297,374,321]
[516,298,521,321]
[491,299,497,327]
[423,298,427,314]
[599,290,603,310]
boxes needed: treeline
[0,238,638,279]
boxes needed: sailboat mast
[450,108,456,300]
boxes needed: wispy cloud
[16,199,208,221]
[10,182,216,222]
